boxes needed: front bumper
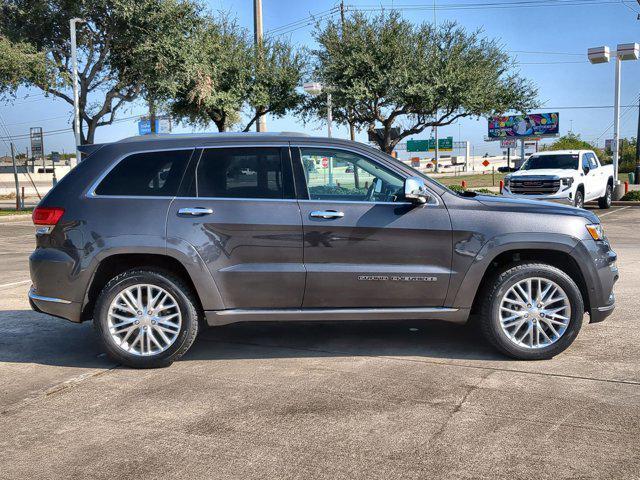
[502,189,574,205]
[572,239,618,323]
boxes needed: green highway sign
[407,137,453,152]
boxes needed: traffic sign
[407,137,454,152]
[321,158,328,168]
[482,159,490,167]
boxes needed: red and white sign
[321,158,328,168]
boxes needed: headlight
[586,223,605,241]
[561,177,574,187]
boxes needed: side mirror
[583,166,590,175]
[404,176,430,204]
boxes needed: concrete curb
[586,201,640,206]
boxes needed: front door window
[300,148,405,202]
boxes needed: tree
[542,133,607,162]
[169,17,306,132]
[304,11,538,153]
[0,0,202,144]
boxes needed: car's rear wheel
[480,263,584,360]
[573,188,585,209]
[598,183,612,209]
[94,269,200,368]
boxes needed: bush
[621,190,640,201]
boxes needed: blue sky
[1,0,639,157]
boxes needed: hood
[474,194,599,223]
[510,169,575,178]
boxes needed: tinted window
[95,149,192,196]
[521,154,579,171]
[196,147,292,199]
[300,147,405,202]
[588,153,599,169]
[582,154,591,172]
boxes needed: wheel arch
[467,249,590,317]
[80,248,223,321]
[449,235,590,316]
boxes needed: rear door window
[195,147,294,199]
[95,149,193,196]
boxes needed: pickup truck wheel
[598,184,612,209]
[94,269,200,368]
[480,263,584,360]
[573,189,584,209]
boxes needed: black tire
[598,183,612,209]
[573,188,584,209]
[94,269,200,368]
[479,263,584,360]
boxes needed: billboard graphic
[488,113,559,138]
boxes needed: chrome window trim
[173,196,298,203]
[86,143,291,199]
[291,143,440,206]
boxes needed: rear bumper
[28,286,82,322]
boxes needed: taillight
[32,207,65,226]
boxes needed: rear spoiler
[78,143,106,159]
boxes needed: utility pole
[70,18,84,166]
[149,99,157,134]
[254,0,267,132]
[340,0,355,141]
[434,126,439,173]
[636,95,640,184]
[10,143,20,210]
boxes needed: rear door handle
[178,207,213,217]
[310,210,344,219]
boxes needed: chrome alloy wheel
[499,277,571,349]
[107,284,182,356]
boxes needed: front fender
[447,232,581,309]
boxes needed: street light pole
[70,18,84,166]
[612,55,621,181]
[635,95,640,184]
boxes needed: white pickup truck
[502,150,614,209]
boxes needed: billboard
[488,113,559,138]
[407,137,453,152]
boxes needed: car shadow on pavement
[0,309,505,368]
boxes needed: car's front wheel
[480,263,584,360]
[94,269,200,368]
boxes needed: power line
[349,0,620,13]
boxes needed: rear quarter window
[94,149,192,196]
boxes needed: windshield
[521,154,579,171]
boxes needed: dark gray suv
[28,133,618,368]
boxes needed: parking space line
[0,279,31,289]
[598,206,631,218]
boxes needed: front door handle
[310,210,344,219]
[178,207,214,217]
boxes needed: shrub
[621,190,640,201]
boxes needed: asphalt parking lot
[0,206,639,480]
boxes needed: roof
[116,131,310,144]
